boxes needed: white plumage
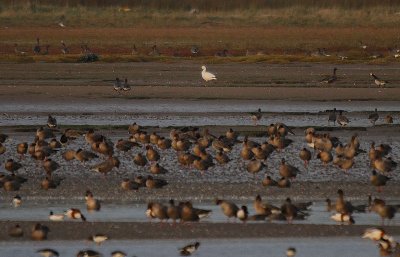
[201,66,217,82]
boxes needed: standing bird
[250,108,262,125]
[201,65,217,83]
[328,108,337,125]
[113,77,123,92]
[179,242,200,256]
[85,190,101,211]
[368,108,379,126]
[370,170,390,192]
[370,73,388,87]
[122,78,131,91]
[385,115,393,124]
[337,111,349,127]
[299,148,311,167]
[47,115,57,128]
[216,199,239,221]
[61,40,69,54]
[320,67,337,84]
[279,158,299,179]
[33,38,41,54]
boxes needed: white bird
[58,22,66,28]
[330,213,355,224]
[49,211,64,221]
[201,66,217,83]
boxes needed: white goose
[201,66,217,83]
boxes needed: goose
[368,108,379,125]
[41,176,62,190]
[166,199,181,223]
[37,249,59,257]
[337,111,349,127]
[179,242,200,256]
[8,224,23,237]
[236,205,249,223]
[113,77,123,92]
[320,67,337,84]
[247,159,266,176]
[278,177,291,188]
[122,78,131,91]
[254,194,280,215]
[14,44,27,56]
[146,202,168,222]
[146,145,160,162]
[150,163,168,174]
[370,199,397,225]
[328,108,337,125]
[133,153,147,166]
[91,157,120,174]
[201,65,217,83]
[145,175,168,189]
[60,40,69,54]
[120,178,140,191]
[373,157,397,173]
[33,38,41,54]
[316,151,333,166]
[250,108,262,125]
[370,170,390,192]
[215,150,230,164]
[43,158,60,176]
[49,138,62,149]
[370,73,388,87]
[279,158,299,179]
[49,211,64,221]
[74,149,98,162]
[280,197,301,223]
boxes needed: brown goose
[216,199,239,221]
[133,153,147,166]
[262,175,278,187]
[41,176,62,190]
[43,158,60,176]
[278,177,291,188]
[16,142,28,158]
[31,223,49,240]
[146,202,168,222]
[120,178,140,191]
[145,175,168,189]
[370,170,390,192]
[115,139,138,152]
[215,150,230,164]
[85,190,101,211]
[91,157,120,175]
[167,199,181,223]
[150,163,168,174]
[370,199,397,225]
[8,224,23,237]
[157,137,172,150]
[74,149,98,162]
[254,194,279,215]
[280,197,300,223]
[373,157,397,173]
[316,151,333,166]
[146,145,160,162]
[247,159,266,176]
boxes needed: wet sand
[1,221,399,241]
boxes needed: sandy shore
[1,221,399,241]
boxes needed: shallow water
[1,201,399,226]
[0,237,384,257]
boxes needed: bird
[61,40,69,54]
[201,65,217,83]
[89,234,108,245]
[37,248,59,257]
[370,73,388,87]
[190,46,199,55]
[328,108,337,125]
[65,208,86,221]
[31,223,49,240]
[385,115,393,124]
[236,205,249,223]
[250,108,262,125]
[336,111,349,127]
[320,67,337,84]
[33,38,41,54]
[122,78,131,91]
[371,170,390,192]
[85,190,101,211]
[179,242,200,256]
[113,77,123,92]
[111,251,128,257]
[368,108,379,126]
[8,224,23,237]
[76,250,101,257]
[5,158,23,173]
[299,148,311,167]
[286,247,297,257]
[145,175,168,189]
[14,43,27,56]
[216,199,239,221]
[279,158,299,179]
[12,195,22,207]
[330,213,355,224]
[49,211,64,221]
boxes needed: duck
[201,65,217,83]
[41,176,62,190]
[115,139,138,152]
[120,178,140,191]
[157,137,172,149]
[37,248,59,257]
[36,127,55,140]
[65,208,86,221]
[226,128,238,141]
[279,158,299,179]
[0,142,5,155]
[330,213,355,224]
[8,224,23,237]
[335,189,354,214]
[167,199,181,223]
[370,73,388,87]
[328,108,337,125]
[299,148,311,167]
[333,157,354,172]
[368,108,379,126]
[150,163,168,174]
[145,175,168,189]
[276,123,295,137]
[371,170,390,192]
[216,199,239,221]
[16,142,28,158]
[373,157,397,173]
[337,111,349,127]
[236,205,249,223]
[89,234,108,245]
[362,228,392,242]
[85,129,104,144]
[212,136,232,152]
[320,67,337,84]
[385,115,393,124]
[278,177,291,188]
[133,153,148,166]
[250,108,262,125]
[85,190,101,211]
[47,115,57,128]
[262,175,278,187]
[49,211,64,221]
[254,194,279,215]
[74,149,98,162]
[31,223,49,240]
[286,247,296,257]
[247,159,266,176]
[43,158,60,176]
[280,197,300,223]
[240,144,254,160]
[179,242,200,256]
[111,251,128,257]
[316,151,333,166]
[5,159,22,173]
[12,195,22,207]
[146,145,160,162]
[49,138,62,149]
[76,250,101,257]
[146,202,168,222]
[215,150,230,164]
[128,122,141,134]
[91,157,120,175]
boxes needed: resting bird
[320,67,337,84]
[47,115,57,128]
[179,242,200,256]
[370,73,388,87]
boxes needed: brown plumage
[8,224,23,237]
[120,178,140,191]
[133,153,147,166]
[371,199,397,225]
[299,148,311,167]
[371,170,390,192]
[167,199,181,223]
[150,163,168,174]
[91,157,120,174]
[116,139,138,152]
[146,145,160,162]
[262,175,278,187]
[41,176,62,190]
[215,150,230,164]
[146,202,168,222]
[31,223,49,240]
[0,143,6,155]
[43,158,60,176]
[128,123,141,134]
[254,195,279,215]
[157,137,172,150]
[247,159,266,175]
[85,190,101,211]
[5,159,22,173]
[240,145,254,160]
[279,158,299,179]
[16,142,28,157]
[145,175,168,189]
[278,177,291,188]
[316,151,333,166]
[74,149,98,162]
[216,199,239,220]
